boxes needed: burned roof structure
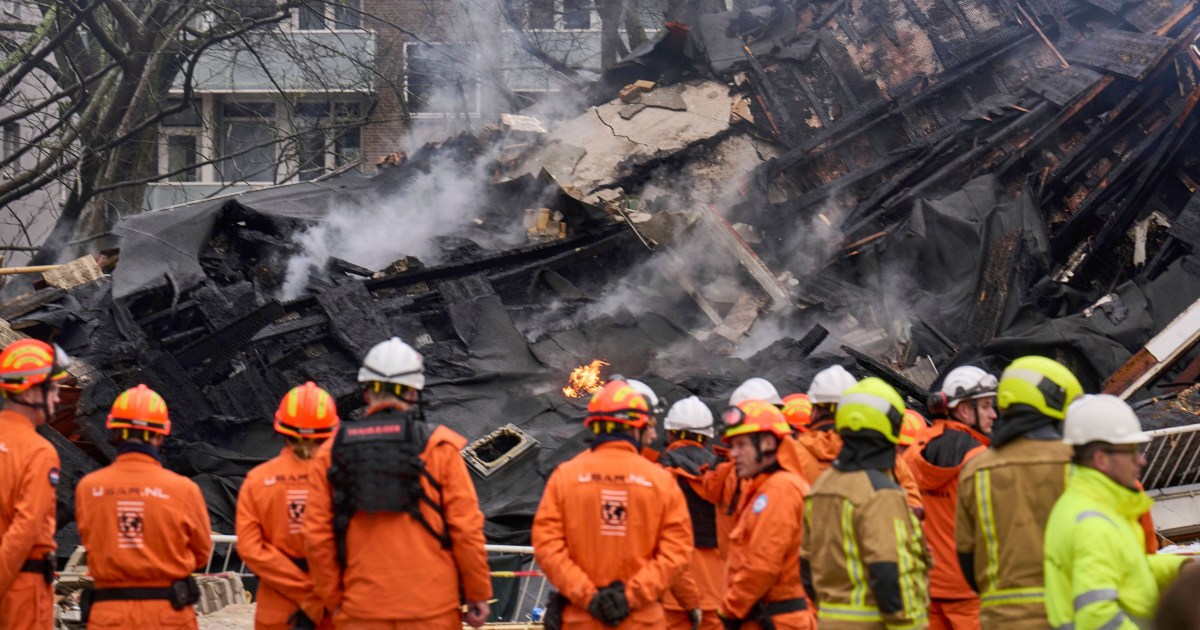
[12,0,1200,604]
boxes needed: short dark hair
[1156,562,1200,629]
[1071,441,1109,467]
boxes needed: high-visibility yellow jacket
[1044,466,1188,630]
[801,467,930,630]
[955,437,1071,629]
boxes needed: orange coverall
[720,436,816,630]
[533,439,694,629]
[794,428,923,512]
[659,440,724,630]
[75,450,213,629]
[0,410,60,630]
[902,420,988,630]
[690,458,742,558]
[236,445,331,629]
[304,422,492,628]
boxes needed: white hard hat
[941,366,998,408]
[730,377,783,406]
[1063,394,1151,446]
[358,337,425,390]
[664,396,714,437]
[626,379,662,414]
[807,365,858,404]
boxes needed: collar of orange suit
[0,408,35,430]
[116,439,162,462]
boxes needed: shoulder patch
[752,493,768,514]
[48,467,60,487]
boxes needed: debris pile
[10,0,1200,607]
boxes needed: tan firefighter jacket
[955,436,1072,629]
[801,468,930,630]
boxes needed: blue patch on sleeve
[752,493,768,514]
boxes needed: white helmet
[807,365,857,404]
[730,377,783,406]
[664,396,714,437]
[626,379,663,415]
[941,366,998,408]
[358,337,425,390]
[1063,394,1151,446]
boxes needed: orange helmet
[721,400,792,444]
[275,381,339,439]
[781,393,813,432]
[584,380,651,428]
[0,339,70,394]
[899,409,926,446]
[107,384,171,435]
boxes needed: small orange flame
[563,360,609,398]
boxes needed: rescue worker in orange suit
[718,400,816,630]
[304,337,492,629]
[75,385,213,628]
[533,379,693,628]
[902,366,997,630]
[800,366,924,514]
[801,378,931,629]
[658,396,723,630]
[237,382,339,630]
[0,339,70,630]
[955,356,1082,629]
[897,410,927,456]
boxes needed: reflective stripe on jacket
[801,467,930,630]
[955,437,1071,629]
[1044,467,1187,630]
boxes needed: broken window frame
[402,42,482,118]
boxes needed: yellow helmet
[835,377,906,443]
[996,356,1082,421]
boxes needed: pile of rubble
[11,0,1200,617]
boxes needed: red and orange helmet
[899,409,926,447]
[107,384,171,436]
[721,400,792,445]
[0,339,70,394]
[585,380,651,428]
[275,382,339,439]
[782,393,813,432]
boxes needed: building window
[298,0,361,29]
[3,122,20,165]
[404,43,480,116]
[291,102,363,181]
[163,98,203,127]
[563,0,591,29]
[527,0,555,29]
[219,102,277,184]
[166,135,200,182]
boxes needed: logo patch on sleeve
[752,494,768,514]
[48,467,60,487]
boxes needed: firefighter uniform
[903,421,988,630]
[1044,466,1188,630]
[304,412,492,628]
[659,439,724,630]
[802,468,930,629]
[722,435,816,630]
[0,409,60,630]
[237,445,331,629]
[955,437,1070,629]
[75,448,213,628]
[533,439,694,629]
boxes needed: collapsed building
[11,0,1200,616]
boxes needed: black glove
[288,609,317,630]
[719,610,742,630]
[587,581,631,627]
[688,608,703,630]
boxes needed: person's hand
[464,600,490,628]
[587,581,631,627]
[688,607,703,630]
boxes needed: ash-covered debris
[10,0,1200,577]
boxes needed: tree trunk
[599,0,625,69]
